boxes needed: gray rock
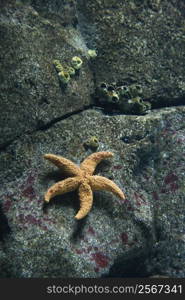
[0,107,185,277]
[0,2,93,147]
[77,0,185,106]
[0,0,185,278]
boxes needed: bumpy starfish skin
[44,151,125,220]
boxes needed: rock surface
[1,107,185,278]
[0,0,185,278]
[0,1,94,147]
[77,0,185,106]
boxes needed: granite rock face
[77,0,185,106]
[0,1,94,147]
[0,0,185,278]
[1,107,185,278]
[1,0,185,147]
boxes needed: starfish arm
[89,175,125,200]
[80,151,114,175]
[75,182,93,220]
[44,154,82,176]
[44,177,81,202]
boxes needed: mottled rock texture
[77,0,185,105]
[0,0,93,147]
[0,0,185,278]
[1,107,185,278]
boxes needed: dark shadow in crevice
[0,203,11,242]
[36,105,93,132]
[101,247,151,278]
[93,94,185,116]
[0,105,93,152]
[149,95,185,109]
[102,217,156,278]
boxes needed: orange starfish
[44,151,125,220]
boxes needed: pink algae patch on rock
[87,226,95,235]
[169,182,179,192]
[161,173,179,193]
[94,267,99,273]
[20,173,37,199]
[25,214,42,226]
[87,246,93,252]
[164,173,178,184]
[17,211,54,231]
[113,165,122,170]
[152,191,159,201]
[21,186,36,198]
[120,232,128,244]
[91,252,109,268]
[19,213,41,226]
[75,248,84,255]
[2,197,12,213]
[75,246,94,255]
[20,173,35,189]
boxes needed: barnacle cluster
[96,82,151,115]
[53,56,83,85]
[71,56,83,70]
[84,136,99,150]
[87,49,97,59]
